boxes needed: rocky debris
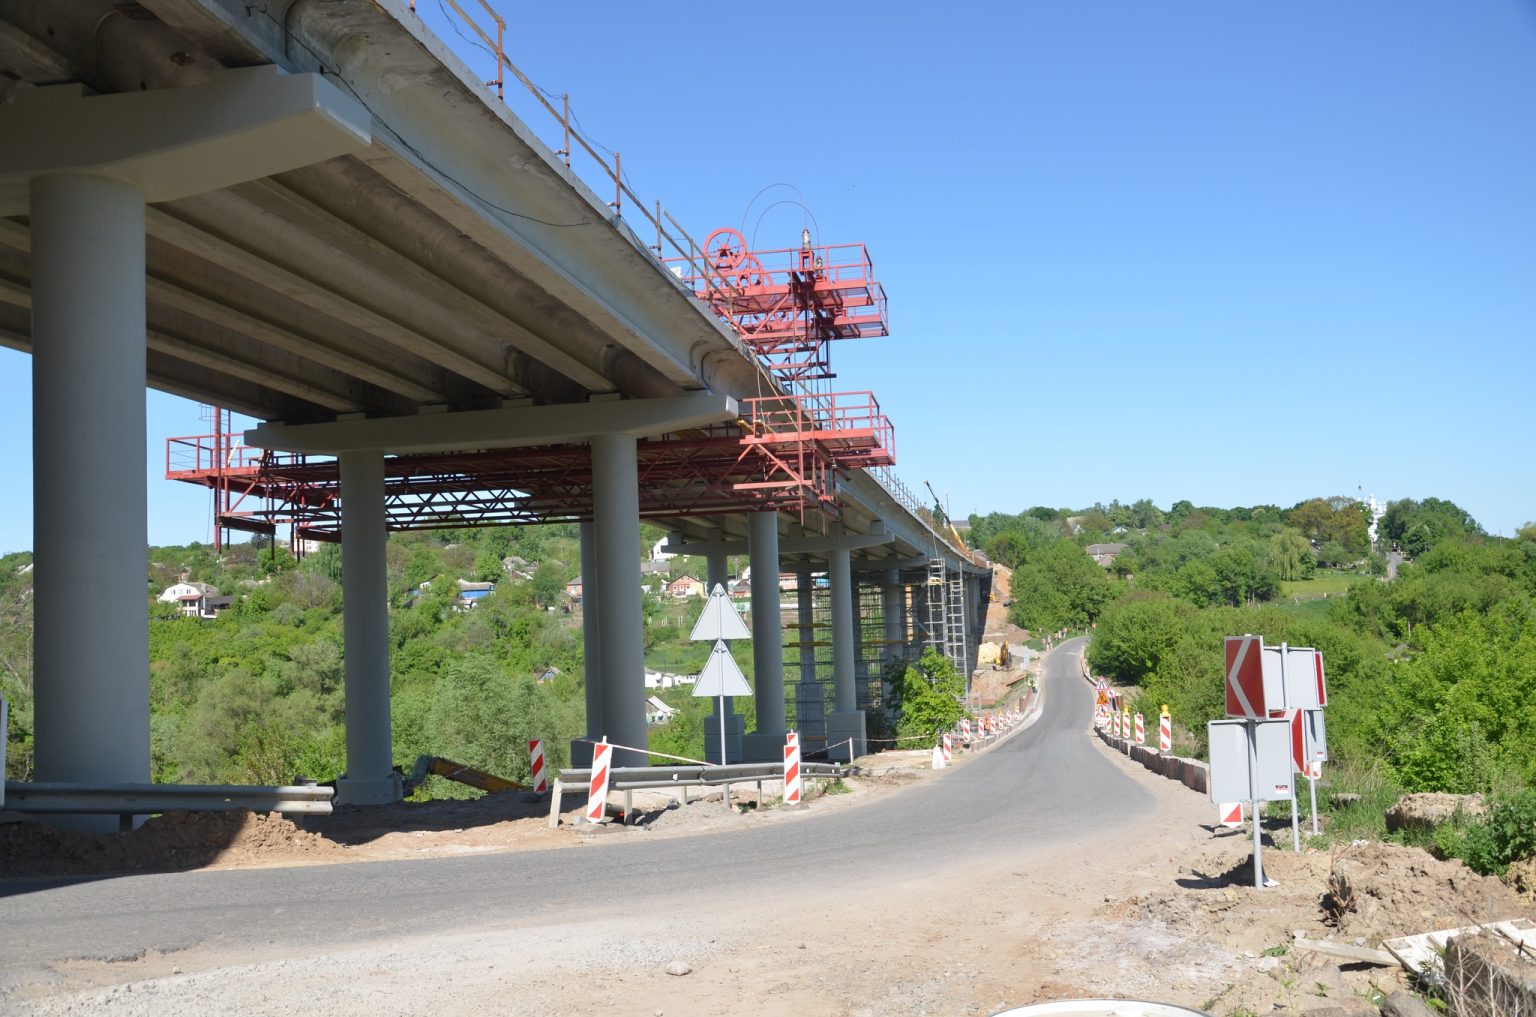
[1384,793,1487,834]
[1507,857,1536,898]
[1445,930,1536,1017]
[1380,990,1437,1017]
[1326,842,1525,935]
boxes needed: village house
[155,578,232,619]
[665,574,705,599]
[644,695,679,726]
[1084,542,1129,568]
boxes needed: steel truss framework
[166,393,895,539]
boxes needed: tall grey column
[31,174,149,831]
[573,520,603,766]
[591,433,647,766]
[829,548,856,712]
[705,548,729,593]
[797,561,816,683]
[743,512,785,760]
[850,575,866,707]
[882,569,903,670]
[826,547,865,759]
[337,450,398,805]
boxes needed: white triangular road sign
[689,583,751,641]
[692,639,752,697]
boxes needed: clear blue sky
[1,0,1532,553]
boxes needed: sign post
[1210,716,1291,888]
[690,584,752,765]
[1221,635,1284,888]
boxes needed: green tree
[531,561,568,609]
[893,647,966,742]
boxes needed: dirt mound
[0,809,344,878]
[1326,841,1530,935]
[1384,792,1487,833]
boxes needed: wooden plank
[1293,938,1400,967]
[1490,918,1536,954]
[1384,921,1534,975]
[1385,926,1483,975]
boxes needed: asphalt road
[0,637,1155,970]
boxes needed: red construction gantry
[166,231,898,539]
[668,227,888,385]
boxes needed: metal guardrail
[548,761,843,827]
[2,782,336,824]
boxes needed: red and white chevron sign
[528,738,547,793]
[586,738,612,824]
[1224,635,1270,719]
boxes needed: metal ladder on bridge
[925,558,946,659]
[925,557,968,678]
[944,568,968,678]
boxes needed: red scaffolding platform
[666,227,888,384]
[164,392,895,539]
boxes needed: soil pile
[0,809,343,877]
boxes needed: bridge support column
[337,450,399,805]
[827,546,865,761]
[572,520,603,767]
[881,570,905,721]
[742,512,785,761]
[791,561,825,744]
[591,433,647,766]
[30,173,150,831]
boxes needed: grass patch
[1273,598,1334,622]
[1318,759,1403,843]
[1279,572,1357,600]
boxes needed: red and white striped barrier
[1158,711,1172,752]
[586,738,612,824]
[941,732,952,764]
[1218,801,1244,828]
[1134,713,1145,745]
[960,718,972,744]
[528,738,547,793]
[784,731,802,804]
[1111,711,1121,738]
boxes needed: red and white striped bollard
[1158,710,1172,752]
[783,731,802,805]
[941,732,952,764]
[1134,713,1145,745]
[528,738,547,793]
[586,738,612,824]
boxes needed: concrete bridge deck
[0,0,988,823]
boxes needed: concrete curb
[1094,726,1209,795]
[1076,638,1209,797]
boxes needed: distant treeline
[969,497,1535,796]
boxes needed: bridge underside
[0,0,989,829]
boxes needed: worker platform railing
[165,389,897,536]
[662,228,888,385]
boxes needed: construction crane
[923,480,968,550]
